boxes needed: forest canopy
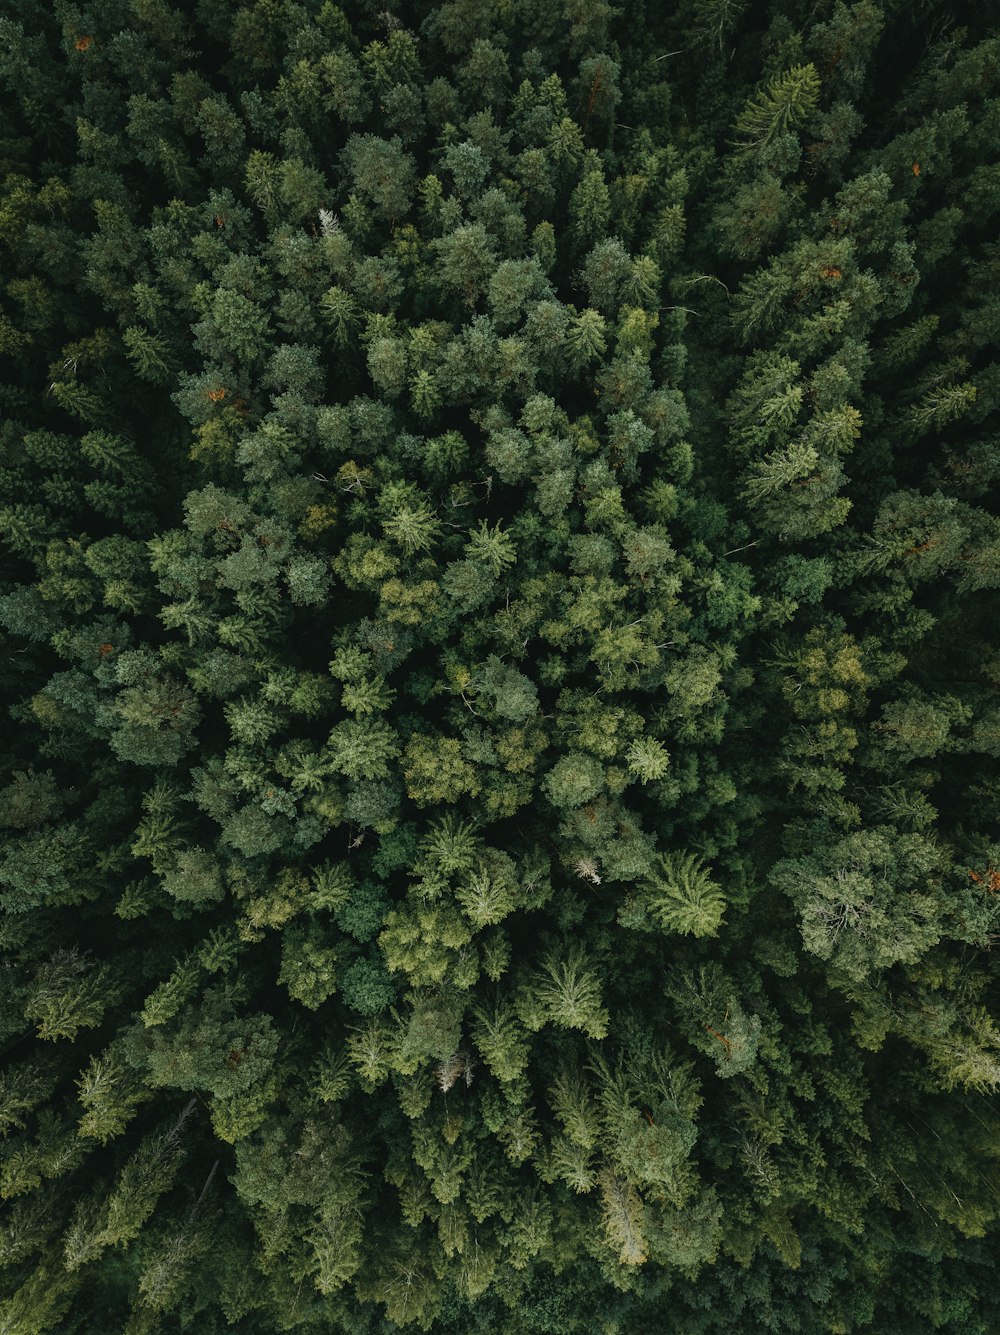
[0,1,999,1332]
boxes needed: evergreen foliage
[1,2,998,1331]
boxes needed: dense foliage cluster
[1,1,999,1330]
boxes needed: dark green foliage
[1,2,999,1332]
